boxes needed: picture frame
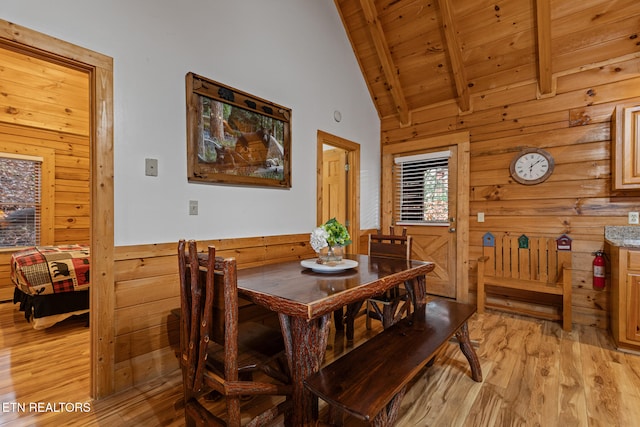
[185,72,291,188]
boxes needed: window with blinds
[0,154,42,248]
[394,151,450,225]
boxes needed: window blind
[0,154,42,248]
[394,151,450,224]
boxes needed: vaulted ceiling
[334,0,640,124]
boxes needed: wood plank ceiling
[334,0,640,124]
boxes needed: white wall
[2,0,380,245]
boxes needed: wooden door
[322,148,347,225]
[381,132,469,301]
[403,145,458,298]
[317,131,360,255]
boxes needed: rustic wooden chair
[336,228,413,341]
[364,227,414,330]
[178,240,291,427]
[477,232,573,331]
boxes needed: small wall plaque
[557,234,572,251]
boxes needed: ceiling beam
[535,0,553,96]
[436,0,471,113]
[358,0,409,124]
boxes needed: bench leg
[372,385,406,427]
[455,322,483,382]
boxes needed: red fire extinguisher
[593,250,606,290]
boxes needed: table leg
[279,312,331,426]
[408,274,427,310]
[455,322,483,382]
[344,300,364,341]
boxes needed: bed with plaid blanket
[11,245,90,329]
[11,245,90,295]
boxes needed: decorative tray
[300,258,359,273]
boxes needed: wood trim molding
[0,19,115,399]
[358,0,409,125]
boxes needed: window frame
[393,150,451,226]
[0,142,55,251]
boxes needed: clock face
[510,148,554,185]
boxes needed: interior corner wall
[1,0,381,246]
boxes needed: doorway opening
[0,20,115,398]
[381,132,470,301]
[316,131,360,255]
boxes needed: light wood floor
[1,301,640,426]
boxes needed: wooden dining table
[236,253,435,426]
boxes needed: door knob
[449,227,456,233]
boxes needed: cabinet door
[613,104,640,190]
[627,273,640,342]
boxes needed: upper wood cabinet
[612,103,640,190]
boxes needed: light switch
[477,212,485,223]
[189,200,198,215]
[145,158,158,176]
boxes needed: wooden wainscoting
[112,233,316,393]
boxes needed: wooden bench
[304,299,482,426]
[477,232,573,331]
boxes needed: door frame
[316,130,360,255]
[0,19,115,398]
[381,131,470,302]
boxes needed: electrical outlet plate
[145,158,158,176]
[477,212,485,223]
[629,212,639,224]
[189,200,198,215]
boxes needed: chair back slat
[368,227,411,260]
[178,240,290,425]
[220,254,239,382]
[178,240,240,393]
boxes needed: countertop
[605,226,640,248]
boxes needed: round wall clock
[509,148,555,185]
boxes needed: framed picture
[186,72,291,188]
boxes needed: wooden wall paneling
[0,253,12,301]
[0,46,90,135]
[469,111,568,140]
[381,52,640,328]
[115,274,180,309]
[557,58,640,96]
[0,58,91,292]
[114,346,178,393]
[115,298,179,336]
[112,233,315,392]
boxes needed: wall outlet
[189,200,198,216]
[145,158,158,176]
[629,212,639,225]
[477,212,485,223]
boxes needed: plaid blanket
[11,245,90,296]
